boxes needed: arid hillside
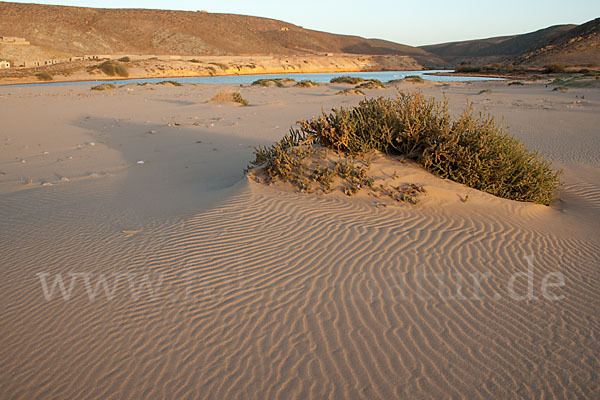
[0,1,443,66]
[421,18,599,67]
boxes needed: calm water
[4,70,503,88]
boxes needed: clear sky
[6,0,600,46]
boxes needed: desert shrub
[115,64,129,77]
[98,61,116,76]
[249,91,560,205]
[35,72,53,81]
[544,63,568,73]
[455,65,482,73]
[403,75,425,83]
[91,83,116,91]
[356,79,385,89]
[553,86,568,92]
[330,76,364,84]
[189,59,200,63]
[118,56,131,62]
[210,90,248,105]
[252,78,295,87]
[96,61,128,77]
[157,80,183,86]
[508,81,524,86]
[478,89,493,94]
[295,80,319,88]
[336,88,365,96]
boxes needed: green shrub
[252,78,295,87]
[248,91,560,205]
[295,80,319,88]
[330,75,364,84]
[115,64,129,77]
[336,88,365,96]
[97,61,128,77]
[91,83,116,91]
[544,63,568,73]
[35,72,53,81]
[403,75,425,83]
[455,65,482,73]
[157,80,183,86]
[356,79,385,89]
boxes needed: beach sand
[0,80,598,398]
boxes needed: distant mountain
[421,19,599,67]
[0,2,444,67]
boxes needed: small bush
[91,83,116,91]
[295,80,319,88]
[336,88,365,96]
[508,81,524,86]
[118,56,131,62]
[189,59,200,63]
[553,86,568,92]
[97,61,129,77]
[330,76,364,84]
[115,64,129,77]
[356,79,385,89]
[544,63,568,73]
[210,90,248,105]
[35,72,53,81]
[455,65,482,73]
[157,80,183,86]
[478,89,493,95]
[248,91,560,205]
[403,75,425,83]
[252,78,295,87]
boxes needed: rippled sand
[0,80,598,398]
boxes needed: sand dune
[0,80,598,398]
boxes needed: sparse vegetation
[157,80,183,86]
[251,78,296,87]
[336,88,365,96]
[478,89,493,95]
[247,90,560,205]
[210,90,249,105]
[35,72,53,81]
[544,63,569,73]
[508,81,524,86]
[356,79,385,89]
[295,80,319,88]
[330,76,364,84]
[91,83,116,91]
[95,61,129,77]
[553,86,568,92]
[118,56,131,62]
[402,75,425,83]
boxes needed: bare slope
[0,2,443,66]
[422,19,599,67]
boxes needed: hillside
[0,1,443,67]
[517,17,600,66]
[421,19,599,67]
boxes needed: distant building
[0,36,30,45]
[0,60,10,69]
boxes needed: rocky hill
[421,18,599,67]
[0,1,443,67]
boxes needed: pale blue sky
[8,0,600,46]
